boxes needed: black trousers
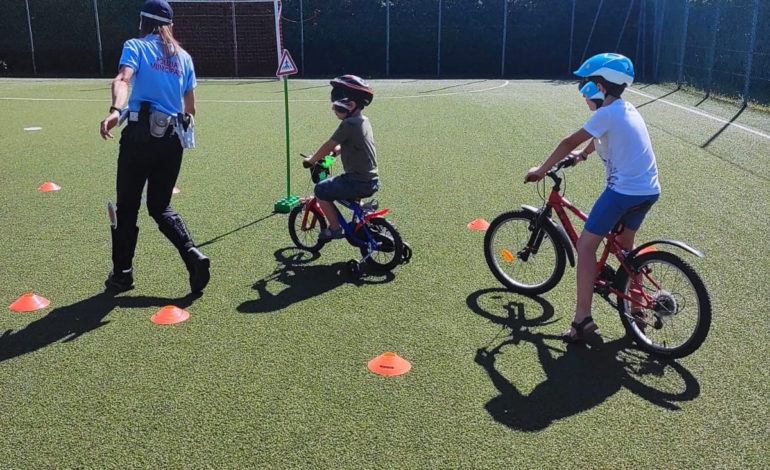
[111,125,196,271]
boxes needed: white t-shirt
[583,99,661,196]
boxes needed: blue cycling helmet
[579,81,605,101]
[574,53,634,86]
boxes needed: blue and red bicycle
[288,155,411,277]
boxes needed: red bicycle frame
[544,186,661,311]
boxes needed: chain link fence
[1,0,768,104]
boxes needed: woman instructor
[99,0,209,294]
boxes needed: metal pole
[93,0,104,76]
[676,0,690,86]
[299,0,305,73]
[437,0,442,77]
[581,0,604,63]
[705,0,721,95]
[654,0,666,81]
[501,0,508,77]
[568,0,576,73]
[635,0,643,69]
[742,0,759,104]
[616,0,635,53]
[24,0,37,75]
[231,2,239,77]
[385,0,390,77]
[641,0,646,79]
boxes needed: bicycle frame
[538,175,660,314]
[300,195,390,254]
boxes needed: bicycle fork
[520,209,552,261]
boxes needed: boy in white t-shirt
[525,53,660,342]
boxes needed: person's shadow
[237,247,394,314]
[468,288,701,432]
[0,291,201,363]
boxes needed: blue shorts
[314,174,379,201]
[584,188,659,235]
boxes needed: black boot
[183,247,210,293]
[106,226,139,292]
[105,268,135,293]
[156,213,210,293]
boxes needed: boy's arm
[525,128,592,182]
[571,139,595,161]
[304,139,339,166]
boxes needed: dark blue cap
[141,0,173,24]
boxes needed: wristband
[109,106,123,114]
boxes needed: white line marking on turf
[0,81,510,105]
[24,126,42,131]
[626,88,770,141]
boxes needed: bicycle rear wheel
[484,210,566,295]
[616,251,711,359]
[359,217,403,271]
[288,204,327,252]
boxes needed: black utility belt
[123,107,195,148]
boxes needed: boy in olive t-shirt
[303,75,379,241]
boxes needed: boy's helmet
[330,75,374,116]
[579,81,605,101]
[574,53,634,86]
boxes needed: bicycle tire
[615,250,711,359]
[358,217,403,271]
[288,204,327,252]
[484,210,566,295]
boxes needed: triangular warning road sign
[276,49,298,77]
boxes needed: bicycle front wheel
[288,204,327,252]
[484,210,566,295]
[616,251,711,359]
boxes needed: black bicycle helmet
[330,75,374,116]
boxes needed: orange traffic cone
[367,352,411,376]
[9,293,50,312]
[467,218,490,231]
[151,305,190,325]
[172,186,181,194]
[38,182,61,192]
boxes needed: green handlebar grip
[320,156,336,169]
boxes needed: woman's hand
[100,112,119,140]
[524,166,546,183]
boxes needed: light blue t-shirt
[119,34,196,116]
[583,99,661,196]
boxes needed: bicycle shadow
[237,247,394,314]
[0,291,201,363]
[468,288,701,432]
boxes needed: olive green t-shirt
[330,115,378,182]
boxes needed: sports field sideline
[1,78,768,468]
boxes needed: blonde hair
[141,20,181,57]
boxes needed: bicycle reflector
[501,249,515,263]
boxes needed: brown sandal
[561,316,599,343]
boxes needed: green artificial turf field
[1,78,768,468]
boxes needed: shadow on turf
[701,103,747,148]
[0,292,201,363]
[196,213,276,248]
[467,288,700,432]
[237,247,394,314]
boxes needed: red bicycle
[484,156,711,358]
